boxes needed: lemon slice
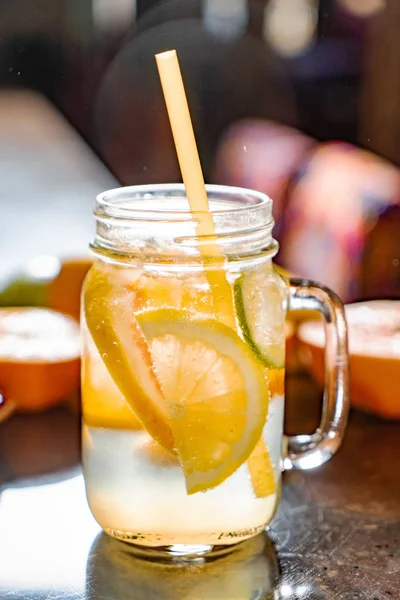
[83,267,174,450]
[234,272,287,369]
[137,309,269,494]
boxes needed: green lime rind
[234,275,284,370]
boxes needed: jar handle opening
[284,278,350,470]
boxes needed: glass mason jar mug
[81,184,349,555]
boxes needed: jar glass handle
[285,278,350,470]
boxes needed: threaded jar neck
[92,184,277,264]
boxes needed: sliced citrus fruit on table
[298,300,400,420]
[0,307,80,412]
[137,309,270,494]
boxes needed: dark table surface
[0,373,399,600]
[0,90,399,600]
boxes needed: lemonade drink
[82,185,287,552]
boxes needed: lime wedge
[234,271,286,369]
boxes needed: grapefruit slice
[298,300,400,419]
[0,307,80,411]
[83,267,174,450]
[137,309,270,494]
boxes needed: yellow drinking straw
[155,50,236,322]
[155,49,274,498]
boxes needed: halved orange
[0,307,80,411]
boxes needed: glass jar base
[104,523,267,559]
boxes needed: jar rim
[93,184,276,263]
[96,183,272,221]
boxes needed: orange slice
[137,309,270,494]
[83,267,174,450]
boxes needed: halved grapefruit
[0,307,80,412]
[298,300,400,419]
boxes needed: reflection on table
[86,531,280,600]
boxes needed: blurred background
[0,1,399,431]
[0,0,399,296]
[1,0,399,300]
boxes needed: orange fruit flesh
[0,308,80,411]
